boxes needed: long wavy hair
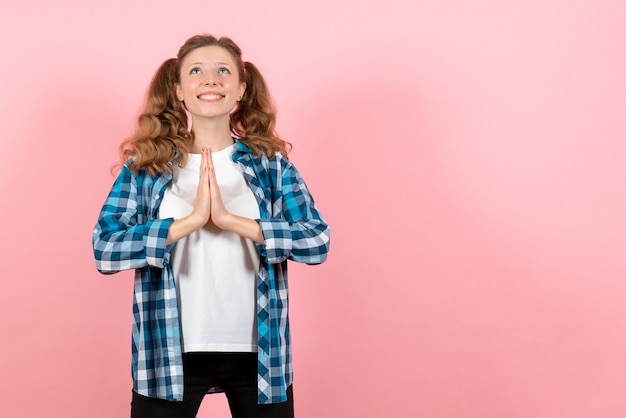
[116,35,291,175]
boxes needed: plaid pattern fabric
[92,140,330,404]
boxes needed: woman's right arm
[92,165,174,274]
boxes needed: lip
[197,91,225,102]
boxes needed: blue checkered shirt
[92,140,330,404]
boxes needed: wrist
[187,212,207,230]
[214,212,234,231]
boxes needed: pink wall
[1,0,625,417]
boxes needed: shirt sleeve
[257,161,330,265]
[92,165,174,274]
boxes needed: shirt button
[154,194,160,200]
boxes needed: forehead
[181,45,238,66]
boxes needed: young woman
[92,34,330,418]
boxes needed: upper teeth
[199,94,221,100]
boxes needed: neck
[189,117,234,153]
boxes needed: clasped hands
[166,147,264,246]
[192,146,230,230]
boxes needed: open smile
[198,92,225,101]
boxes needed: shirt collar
[233,138,251,154]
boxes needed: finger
[201,148,211,181]
[208,165,217,189]
[206,147,214,170]
[199,147,206,176]
[206,149,219,185]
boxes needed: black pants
[131,352,294,418]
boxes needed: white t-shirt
[159,144,260,352]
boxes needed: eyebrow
[186,61,233,67]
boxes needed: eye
[218,67,231,75]
[189,67,202,75]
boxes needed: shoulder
[115,160,171,192]
[265,151,291,168]
[233,140,304,185]
[122,159,171,179]
[261,153,303,186]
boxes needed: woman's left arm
[216,213,266,245]
[256,161,331,265]
[210,151,330,263]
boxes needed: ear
[175,83,184,102]
[238,82,246,101]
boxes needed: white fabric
[159,144,260,352]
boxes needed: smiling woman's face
[176,45,246,123]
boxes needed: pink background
[1,0,625,417]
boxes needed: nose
[204,74,218,86]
